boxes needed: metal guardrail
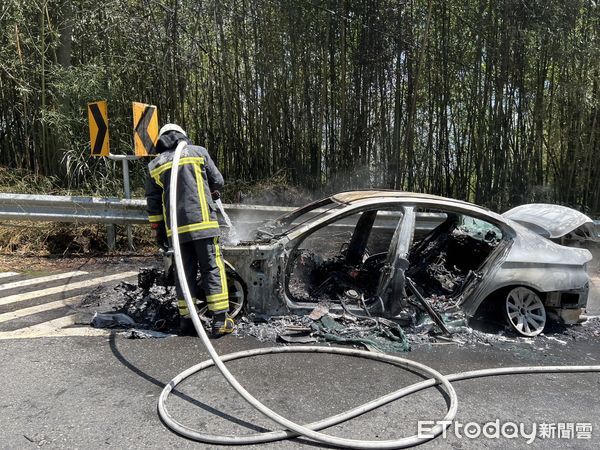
[0,193,147,224]
[0,193,445,230]
[0,193,294,225]
[0,193,296,250]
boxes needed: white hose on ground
[159,140,600,447]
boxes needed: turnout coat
[145,132,224,243]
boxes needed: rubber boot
[211,311,235,338]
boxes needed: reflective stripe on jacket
[145,142,224,242]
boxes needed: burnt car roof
[276,190,509,243]
[331,190,490,211]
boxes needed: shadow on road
[107,332,346,448]
[107,332,269,434]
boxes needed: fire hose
[158,140,600,448]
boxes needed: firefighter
[145,123,234,337]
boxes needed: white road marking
[0,295,83,324]
[0,271,87,292]
[0,315,110,340]
[0,272,19,279]
[0,271,138,307]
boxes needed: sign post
[107,153,140,250]
[86,101,159,251]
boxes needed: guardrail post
[108,154,139,251]
[121,158,134,250]
[106,224,116,251]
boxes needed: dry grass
[0,222,155,257]
[0,166,62,195]
[0,165,156,256]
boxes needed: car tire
[504,286,546,337]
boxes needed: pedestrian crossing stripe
[0,271,138,307]
[0,271,87,292]
[0,270,137,339]
[0,272,19,280]
[0,295,83,324]
[0,315,110,340]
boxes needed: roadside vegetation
[1,0,599,215]
[0,1,598,254]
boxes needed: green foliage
[0,0,598,214]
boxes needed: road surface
[0,258,598,448]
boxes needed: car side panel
[461,261,591,317]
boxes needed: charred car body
[179,191,595,337]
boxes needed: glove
[151,222,169,250]
[211,190,221,201]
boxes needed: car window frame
[283,201,408,307]
[404,204,515,302]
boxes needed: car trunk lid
[502,204,598,241]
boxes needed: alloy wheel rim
[505,287,546,337]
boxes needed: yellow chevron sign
[87,101,110,156]
[132,102,159,156]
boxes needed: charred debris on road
[80,267,178,339]
[79,263,600,350]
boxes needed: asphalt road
[0,259,598,449]
[1,332,599,449]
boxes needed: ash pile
[235,304,410,353]
[234,299,600,353]
[233,293,467,353]
[80,267,178,338]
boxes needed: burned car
[187,191,595,337]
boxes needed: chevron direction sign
[132,102,159,156]
[88,101,110,156]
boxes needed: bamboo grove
[0,0,598,213]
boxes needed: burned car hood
[502,204,598,241]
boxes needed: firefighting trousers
[175,236,229,317]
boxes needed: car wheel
[504,287,546,337]
[196,269,246,323]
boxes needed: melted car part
[81,271,179,332]
[405,277,451,336]
[289,250,383,303]
[407,220,500,299]
[503,203,598,240]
